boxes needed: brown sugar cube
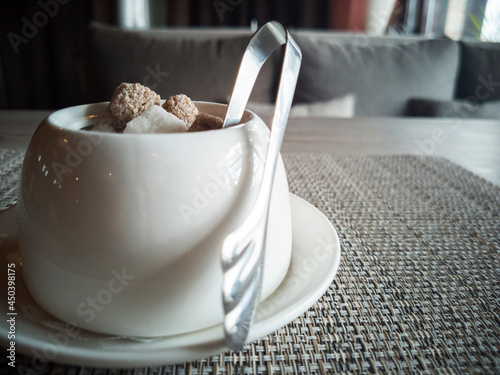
[189,113,224,132]
[109,83,161,127]
[162,94,198,127]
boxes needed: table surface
[1,110,499,186]
[1,111,500,374]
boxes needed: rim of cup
[45,101,252,135]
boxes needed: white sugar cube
[124,105,188,134]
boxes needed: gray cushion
[408,98,500,120]
[456,41,500,102]
[292,35,460,116]
[247,94,356,118]
[295,30,430,46]
[86,23,275,104]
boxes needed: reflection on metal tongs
[221,21,302,350]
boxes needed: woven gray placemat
[1,151,499,374]
[0,149,24,211]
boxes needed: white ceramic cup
[17,102,292,337]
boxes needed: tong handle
[221,21,302,351]
[223,21,302,129]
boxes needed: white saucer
[0,194,341,368]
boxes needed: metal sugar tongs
[221,21,302,350]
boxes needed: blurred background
[1,0,499,110]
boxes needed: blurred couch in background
[85,23,500,120]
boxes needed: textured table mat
[1,150,499,374]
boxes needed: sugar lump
[109,82,161,127]
[124,105,188,134]
[189,113,224,132]
[162,94,199,128]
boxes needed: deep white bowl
[17,102,292,337]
